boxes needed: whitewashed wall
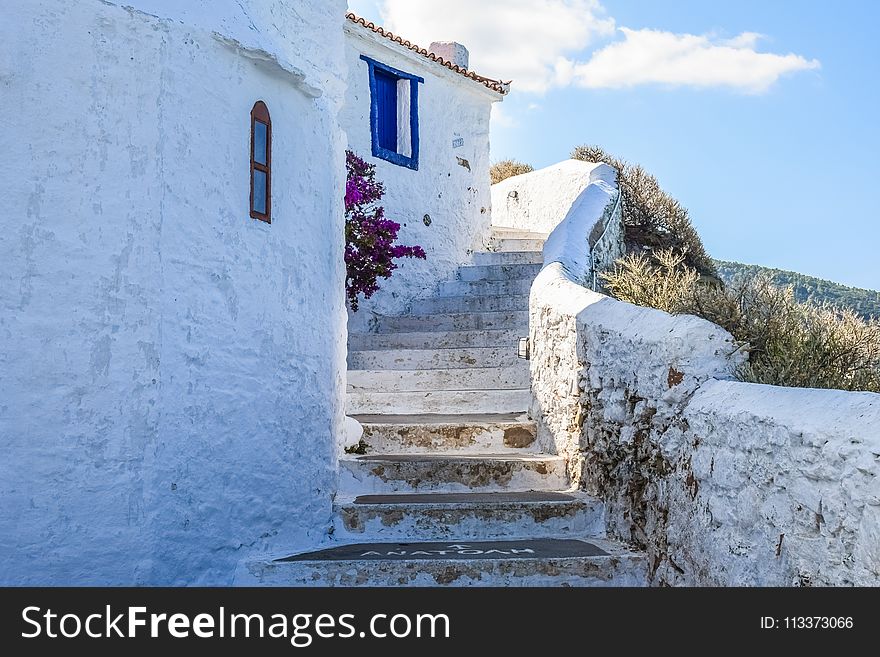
[529,166,880,586]
[341,25,501,326]
[0,0,349,585]
[491,159,602,234]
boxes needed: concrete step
[438,278,533,297]
[490,238,546,252]
[373,311,528,333]
[347,366,529,393]
[348,346,520,370]
[335,491,605,540]
[346,388,530,415]
[408,294,528,315]
[457,262,542,282]
[338,452,566,493]
[240,538,648,586]
[472,251,543,266]
[348,328,522,351]
[353,413,537,453]
[490,228,550,240]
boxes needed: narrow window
[250,101,271,223]
[361,56,423,170]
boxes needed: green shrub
[602,250,880,392]
[572,145,716,277]
[490,159,534,185]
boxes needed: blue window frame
[360,55,423,170]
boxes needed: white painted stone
[344,416,364,445]
[472,251,544,266]
[347,365,529,392]
[408,293,529,314]
[353,414,536,454]
[342,22,504,327]
[348,328,523,351]
[374,310,529,333]
[492,159,614,234]
[338,453,568,494]
[456,262,543,282]
[346,388,530,415]
[438,278,534,297]
[528,160,880,586]
[348,346,520,370]
[0,0,349,585]
[333,492,605,540]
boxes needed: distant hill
[715,260,880,320]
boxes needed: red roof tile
[345,12,510,95]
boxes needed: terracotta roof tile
[345,12,510,95]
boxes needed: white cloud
[379,0,616,93]
[491,104,519,128]
[571,28,821,93]
[372,1,819,94]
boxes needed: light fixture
[517,337,530,360]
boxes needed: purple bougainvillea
[345,151,426,311]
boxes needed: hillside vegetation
[571,145,716,277]
[603,250,880,393]
[490,159,534,185]
[716,260,880,321]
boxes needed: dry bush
[572,145,716,277]
[600,249,698,314]
[602,250,880,392]
[490,159,534,185]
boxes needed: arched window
[250,101,271,223]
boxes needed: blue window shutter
[361,55,423,170]
[375,69,398,152]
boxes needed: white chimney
[429,41,469,69]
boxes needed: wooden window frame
[250,101,272,223]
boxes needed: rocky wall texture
[529,168,880,586]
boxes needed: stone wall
[342,23,503,327]
[0,0,349,584]
[529,166,880,586]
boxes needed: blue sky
[349,1,880,290]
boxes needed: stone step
[348,328,522,351]
[346,388,530,415]
[472,251,543,265]
[490,228,550,240]
[438,278,533,297]
[373,310,528,333]
[348,346,520,370]
[408,294,528,315]
[338,452,566,493]
[347,366,529,393]
[335,491,605,540]
[490,238,546,252]
[456,262,542,282]
[353,412,537,453]
[240,538,648,586]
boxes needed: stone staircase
[245,227,647,586]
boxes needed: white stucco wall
[341,24,502,326]
[0,0,349,585]
[491,159,603,234]
[529,169,880,585]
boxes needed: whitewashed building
[342,14,508,325]
[0,1,508,584]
